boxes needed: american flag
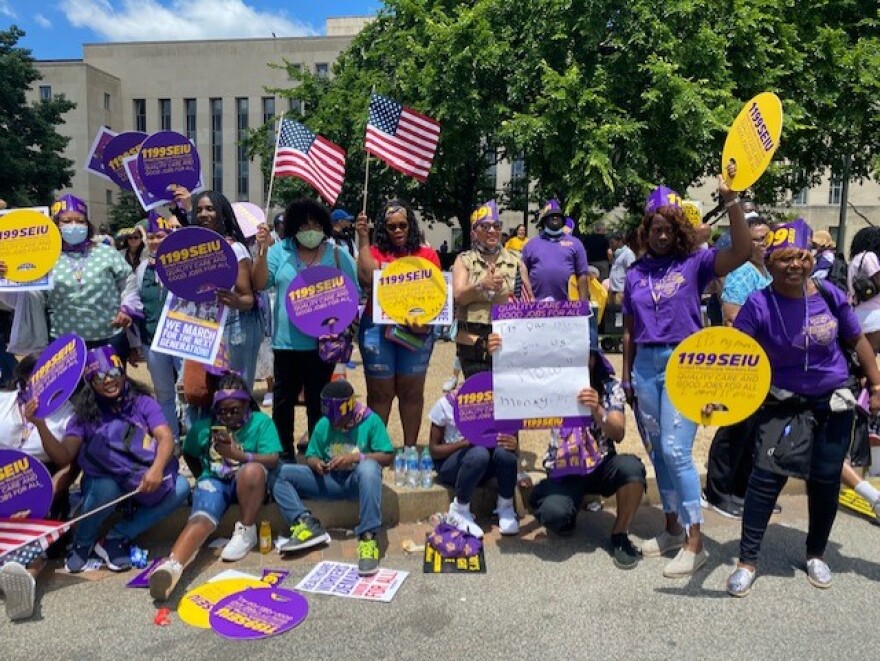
[0,518,71,559]
[273,118,346,205]
[365,94,441,183]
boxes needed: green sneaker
[357,536,380,576]
[281,515,330,554]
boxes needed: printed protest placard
[209,587,309,640]
[154,227,238,303]
[722,92,783,191]
[372,271,452,326]
[102,131,147,191]
[491,301,591,423]
[137,131,202,200]
[30,333,87,418]
[452,372,520,448]
[0,449,54,519]
[295,561,408,603]
[375,257,446,325]
[0,209,62,283]
[83,126,118,182]
[179,578,269,629]
[423,539,486,574]
[150,293,228,365]
[285,265,358,337]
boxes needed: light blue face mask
[543,226,564,238]
[61,224,89,245]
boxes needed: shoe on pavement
[639,530,686,557]
[772,502,782,514]
[281,516,331,553]
[0,562,36,620]
[261,393,273,407]
[447,500,484,538]
[663,547,709,578]
[495,497,520,536]
[65,542,93,574]
[94,537,132,572]
[710,501,743,519]
[220,522,257,561]
[727,566,757,597]
[806,558,832,589]
[149,558,184,601]
[442,377,458,393]
[611,533,641,570]
[872,497,880,520]
[357,536,380,576]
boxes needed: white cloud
[0,1,16,19]
[59,0,318,42]
[34,13,52,28]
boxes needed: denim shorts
[358,317,435,378]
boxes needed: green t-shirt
[305,413,394,463]
[184,411,282,480]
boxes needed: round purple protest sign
[137,131,201,199]
[452,372,521,448]
[154,227,238,303]
[30,333,87,419]
[102,131,148,191]
[285,265,359,337]
[0,449,54,519]
[209,587,309,640]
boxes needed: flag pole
[362,153,371,215]
[264,114,283,220]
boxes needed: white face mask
[296,229,325,249]
[61,224,89,245]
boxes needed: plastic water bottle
[393,449,406,487]
[419,447,434,489]
[405,447,419,488]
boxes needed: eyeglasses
[92,367,123,381]
[386,223,409,232]
[216,406,244,418]
[476,222,502,232]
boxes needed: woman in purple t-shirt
[622,173,750,578]
[726,221,880,597]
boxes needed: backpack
[826,253,849,294]
[78,418,179,507]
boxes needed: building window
[289,97,303,116]
[133,99,146,132]
[484,143,497,192]
[829,177,843,205]
[39,85,52,101]
[510,152,525,181]
[262,96,275,125]
[184,98,197,142]
[103,93,110,110]
[236,97,249,201]
[211,98,223,192]
[159,98,171,131]
[288,63,301,80]
[106,189,113,205]
[315,63,329,79]
[791,187,808,205]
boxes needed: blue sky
[0,0,381,60]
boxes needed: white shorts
[855,305,880,334]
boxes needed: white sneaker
[442,377,458,393]
[149,558,184,601]
[262,393,273,407]
[0,561,36,621]
[446,500,484,538]
[639,529,686,557]
[495,497,520,535]
[220,522,257,561]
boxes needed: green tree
[0,26,74,207]
[107,191,144,232]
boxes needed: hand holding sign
[722,92,783,191]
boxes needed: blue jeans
[633,344,702,526]
[142,346,181,441]
[226,308,262,391]
[437,446,517,502]
[271,460,383,537]
[358,316,435,378]
[73,474,191,546]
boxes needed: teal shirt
[184,411,282,480]
[305,413,394,463]
[263,239,359,351]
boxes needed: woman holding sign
[355,199,441,448]
[253,198,359,458]
[621,172,750,578]
[726,220,880,596]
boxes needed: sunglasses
[476,222,502,232]
[92,367,123,381]
[386,222,409,232]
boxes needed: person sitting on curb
[149,374,281,600]
[271,380,394,576]
[427,390,520,538]
[489,331,647,569]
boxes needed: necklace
[646,262,672,313]
[65,252,87,286]
[293,244,323,271]
[769,287,810,372]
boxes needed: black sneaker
[611,533,641,570]
[357,534,380,576]
[710,501,743,520]
[281,515,331,553]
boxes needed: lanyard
[647,265,671,312]
[65,252,88,286]
[769,289,810,372]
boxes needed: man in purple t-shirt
[521,200,590,302]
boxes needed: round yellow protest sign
[665,327,771,426]
[178,578,268,629]
[722,92,783,191]
[376,256,446,325]
[681,201,702,227]
[0,209,62,282]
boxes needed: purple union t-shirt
[734,284,861,396]
[622,249,717,344]
[521,235,589,301]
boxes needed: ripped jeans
[633,344,703,527]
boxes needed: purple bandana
[147,210,174,234]
[321,394,372,430]
[549,427,603,479]
[211,388,251,408]
[83,345,123,381]
[644,186,682,215]
[764,218,812,256]
[470,200,502,255]
[51,194,88,221]
[427,523,483,559]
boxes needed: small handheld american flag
[365,94,440,183]
[0,518,71,561]
[273,118,346,205]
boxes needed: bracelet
[724,196,741,209]
[246,452,254,463]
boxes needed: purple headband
[644,186,681,215]
[764,218,812,256]
[539,199,564,223]
[470,200,500,226]
[147,210,174,234]
[83,345,123,380]
[51,194,88,221]
[212,389,252,409]
[321,394,358,426]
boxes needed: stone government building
[28,16,880,252]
